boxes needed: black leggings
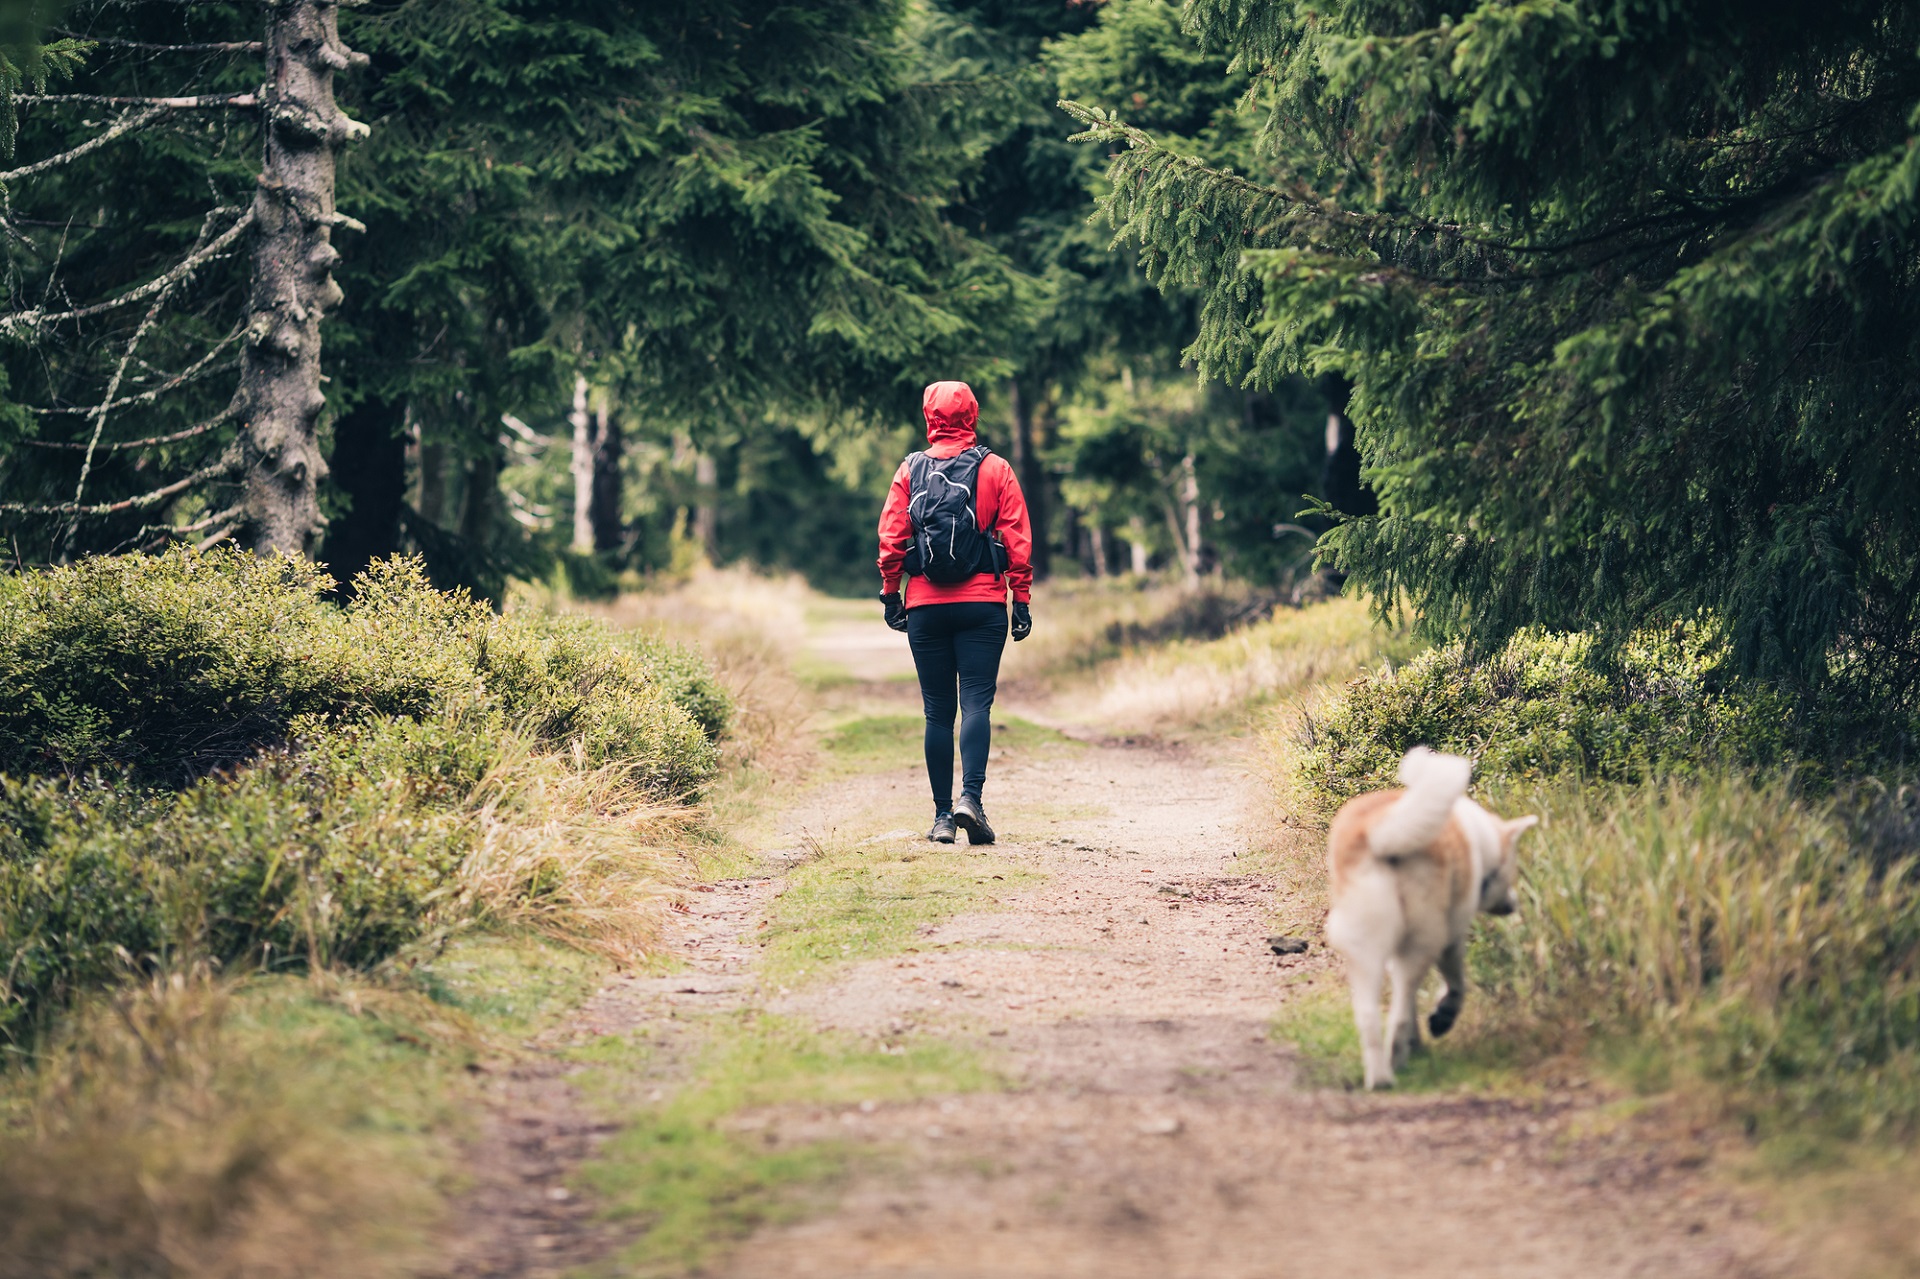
[906,601,1008,813]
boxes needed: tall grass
[1471,776,1920,1137]
[0,970,448,1279]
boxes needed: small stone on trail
[1135,1116,1183,1136]
[1268,935,1310,955]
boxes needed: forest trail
[445,600,1796,1279]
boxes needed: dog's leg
[1345,953,1391,1090]
[1429,940,1467,1039]
[1386,953,1430,1073]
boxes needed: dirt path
[442,607,1798,1278]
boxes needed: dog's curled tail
[1366,746,1473,858]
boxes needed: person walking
[877,381,1034,845]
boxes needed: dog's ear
[1503,814,1541,845]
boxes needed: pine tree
[1069,0,1920,703]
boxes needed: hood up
[922,381,978,451]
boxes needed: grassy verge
[1250,612,1920,1275]
[820,713,1073,773]
[0,930,628,1279]
[1272,982,1529,1093]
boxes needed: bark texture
[238,0,368,555]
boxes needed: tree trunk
[1127,516,1150,575]
[693,451,718,563]
[589,401,623,552]
[1006,378,1050,578]
[569,374,593,554]
[238,0,368,555]
[461,445,498,546]
[1180,451,1203,589]
[322,394,404,594]
[1318,375,1377,520]
[416,437,447,525]
[1088,521,1108,578]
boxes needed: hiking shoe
[929,812,957,844]
[953,794,995,845]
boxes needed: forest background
[0,0,1346,602]
[5,1,1920,1272]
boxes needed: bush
[0,738,477,1040]
[0,548,731,1040]
[480,611,718,792]
[0,553,353,782]
[0,548,729,788]
[1299,625,1806,803]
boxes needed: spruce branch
[73,267,185,507]
[0,446,237,518]
[49,31,266,55]
[0,105,164,183]
[21,405,237,450]
[28,327,242,414]
[0,204,252,335]
[12,92,258,109]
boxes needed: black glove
[881,591,908,633]
[1010,601,1032,642]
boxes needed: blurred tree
[324,0,1024,594]
[1035,0,1327,585]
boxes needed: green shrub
[0,548,728,790]
[618,629,734,743]
[0,744,477,1040]
[480,611,718,792]
[0,548,732,1040]
[1469,775,1920,1138]
[0,552,348,781]
[1299,625,1804,803]
[0,779,163,1041]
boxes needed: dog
[1323,747,1538,1089]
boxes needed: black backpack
[901,445,1010,585]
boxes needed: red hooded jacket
[878,381,1033,608]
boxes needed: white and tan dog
[1324,747,1538,1089]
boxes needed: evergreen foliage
[1070,0,1920,701]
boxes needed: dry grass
[585,567,817,792]
[450,739,696,964]
[1060,594,1401,736]
[0,969,447,1279]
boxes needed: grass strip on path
[576,1012,997,1277]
